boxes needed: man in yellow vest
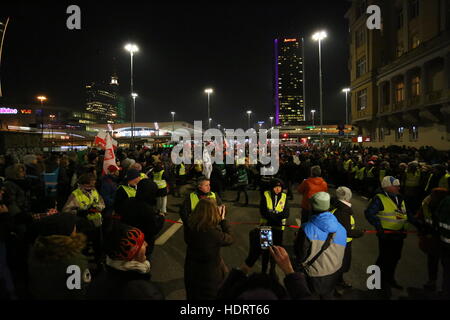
[403,161,422,215]
[365,176,410,295]
[174,162,187,198]
[259,178,290,275]
[331,186,364,294]
[425,164,450,195]
[114,169,141,215]
[180,176,223,225]
[151,163,169,215]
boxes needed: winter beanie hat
[105,223,145,261]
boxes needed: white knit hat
[381,176,400,189]
[336,186,352,202]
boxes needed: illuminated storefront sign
[283,38,297,42]
[0,108,18,114]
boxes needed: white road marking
[155,218,183,245]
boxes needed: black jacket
[331,199,364,240]
[87,266,164,300]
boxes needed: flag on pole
[102,132,118,175]
[94,130,118,150]
[202,146,212,179]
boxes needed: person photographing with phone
[258,178,290,276]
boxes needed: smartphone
[260,226,273,250]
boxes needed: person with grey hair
[331,186,364,294]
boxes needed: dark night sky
[1,0,351,129]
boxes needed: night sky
[2,1,351,129]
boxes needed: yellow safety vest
[355,167,365,180]
[375,193,408,231]
[190,192,217,211]
[405,170,421,188]
[343,159,352,172]
[366,167,375,179]
[379,169,386,183]
[421,196,433,226]
[140,173,148,180]
[72,188,101,211]
[331,208,355,243]
[119,185,137,199]
[426,173,450,191]
[179,163,186,176]
[261,191,287,231]
[153,170,167,189]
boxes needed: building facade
[85,75,122,124]
[274,37,306,126]
[346,0,450,150]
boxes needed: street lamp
[269,116,274,129]
[311,109,316,126]
[209,118,212,129]
[125,43,139,148]
[171,111,176,133]
[131,92,138,146]
[204,88,213,128]
[37,95,47,146]
[342,88,350,125]
[312,30,327,141]
[246,110,252,129]
[49,114,56,152]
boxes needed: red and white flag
[102,132,118,175]
[94,130,118,150]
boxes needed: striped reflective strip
[425,219,433,225]
[440,236,450,244]
[439,222,450,231]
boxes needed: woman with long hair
[184,199,233,300]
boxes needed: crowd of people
[0,143,449,300]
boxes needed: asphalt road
[150,184,442,300]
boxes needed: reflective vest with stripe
[179,163,186,176]
[426,173,450,191]
[72,188,100,211]
[355,167,365,180]
[343,159,353,172]
[190,192,216,211]
[331,208,355,243]
[153,170,167,189]
[366,167,375,179]
[379,169,386,183]
[375,193,408,231]
[405,170,421,188]
[140,173,148,180]
[439,221,450,244]
[421,196,434,227]
[119,185,137,199]
[261,191,287,231]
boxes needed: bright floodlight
[125,43,139,53]
[209,118,212,121]
[312,31,327,41]
[269,116,274,120]
[37,96,47,102]
[342,88,351,93]
[171,111,175,115]
[204,88,213,94]
[131,93,138,98]
[311,110,316,113]
[247,110,252,114]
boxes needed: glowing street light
[171,111,175,132]
[342,88,351,125]
[125,43,139,148]
[269,116,274,129]
[37,95,47,146]
[204,88,213,128]
[312,30,327,140]
[311,109,316,126]
[246,110,252,129]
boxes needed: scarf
[106,256,151,274]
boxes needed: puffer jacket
[294,211,347,278]
[28,233,90,300]
[298,177,328,210]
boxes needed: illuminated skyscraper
[85,75,120,124]
[274,37,305,126]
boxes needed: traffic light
[282,133,288,139]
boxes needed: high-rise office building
[274,37,306,126]
[85,75,121,124]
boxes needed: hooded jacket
[294,211,347,278]
[28,233,90,300]
[298,177,328,210]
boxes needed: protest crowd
[0,141,449,300]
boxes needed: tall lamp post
[37,95,47,147]
[246,110,252,129]
[208,118,212,129]
[269,116,274,129]
[171,111,175,133]
[49,114,56,152]
[204,88,213,128]
[131,92,138,147]
[125,43,139,148]
[311,109,316,126]
[342,88,350,125]
[312,30,327,142]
